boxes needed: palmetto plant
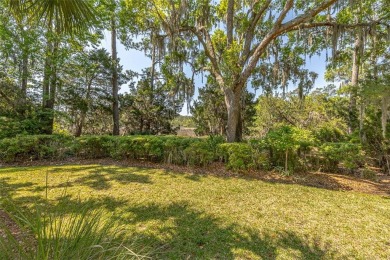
[8,0,96,34]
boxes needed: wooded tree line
[0,0,389,168]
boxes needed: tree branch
[239,0,338,88]
[285,20,389,32]
[180,26,225,87]
[278,0,338,34]
[241,0,271,65]
[275,0,293,28]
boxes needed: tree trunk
[42,30,55,135]
[75,116,83,137]
[382,96,389,139]
[359,101,366,143]
[18,53,28,114]
[349,33,361,134]
[42,44,51,109]
[75,79,93,137]
[111,16,120,136]
[225,87,243,142]
[146,41,156,134]
[285,150,288,172]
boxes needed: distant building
[177,127,196,137]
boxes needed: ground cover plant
[0,164,389,259]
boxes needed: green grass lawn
[1,164,389,259]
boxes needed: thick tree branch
[278,0,338,33]
[285,20,389,32]
[242,0,271,65]
[239,0,338,89]
[275,0,293,28]
[181,26,225,87]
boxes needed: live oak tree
[132,0,349,142]
[192,75,256,136]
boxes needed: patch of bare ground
[2,158,389,197]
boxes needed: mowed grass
[0,164,389,259]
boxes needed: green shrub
[114,136,164,161]
[313,120,347,142]
[163,136,199,165]
[218,143,255,170]
[0,135,73,162]
[248,139,271,170]
[357,167,377,181]
[72,136,117,159]
[264,126,314,172]
[0,113,46,140]
[206,135,225,156]
[319,142,364,171]
[184,141,215,166]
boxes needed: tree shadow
[0,177,34,198]
[55,194,128,213]
[122,202,338,259]
[159,163,390,196]
[97,167,152,185]
[0,167,40,174]
[71,167,152,190]
[73,172,112,190]
[49,165,101,174]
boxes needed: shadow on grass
[0,167,40,174]
[0,176,128,214]
[67,167,152,190]
[160,163,390,196]
[121,202,337,259]
[55,194,128,212]
[1,173,341,259]
[74,172,112,190]
[0,177,35,198]
[49,165,102,174]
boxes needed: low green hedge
[0,135,74,162]
[0,133,365,173]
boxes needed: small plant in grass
[274,166,292,177]
[0,197,147,259]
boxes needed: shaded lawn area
[0,164,389,259]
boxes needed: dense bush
[0,133,366,174]
[184,141,215,166]
[0,135,73,162]
[114,136,164,161]
[319,142,364,171]
[264,126,314,172]
[313,121,347,142]
[72,135,117,159]
[218,143,255,170]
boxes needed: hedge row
[0,133,364,172]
